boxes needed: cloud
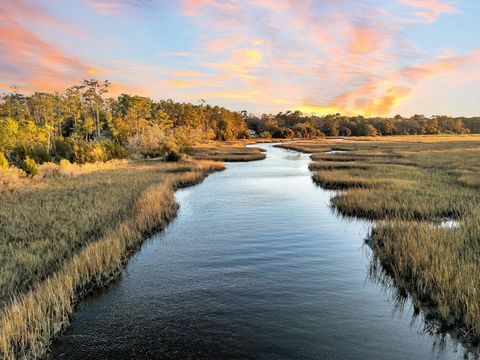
[399,0,461,22]
[202,48,263,73]
[299,49,480,116]
[0,2,93,93]
[202,36,247,52]
[177,0,477,115]
[0,1,157,97]
[1,0,476,116]
[88,0,166,16]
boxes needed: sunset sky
[1,0,479,116]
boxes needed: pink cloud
[399,0,461,22]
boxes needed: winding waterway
[52,143,471,359]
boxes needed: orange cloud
[399,0,461,22]
[202,48,263,74]
[0,1,151,98]
[300,49,480,116]
[109,83,147,96]
[1,0,476,117]
[0,9,90,92]
[171,70,208,77]
[202,36,247,52]
[89,2,122,15]
[161,78,221,89]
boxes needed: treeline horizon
[1,80,480,171]
[247,111,480,138]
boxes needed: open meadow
[278,135,480,343]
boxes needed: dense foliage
[2,80,480,169]
[245,111,480,138]
[0,80,250,168]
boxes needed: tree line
[245,111,480,138]
[1,80,479,173]
[0,80,250,172]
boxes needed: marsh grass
[191,145,266,162]
[285,135,480,340]
[308,161,373,171]
[0,159,224,359]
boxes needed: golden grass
[0,167,28,191]
[0,160,130,193]
[191,144,266,162]
[284,135,480,340]
[0,159,224,359]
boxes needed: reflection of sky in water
[51,144,473,360]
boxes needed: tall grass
[286,135,480,341]
[0,159,224,359]
[191,145,266,162]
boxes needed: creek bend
[51,143,470,359]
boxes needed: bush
[162,141,182,162]
[22,156,38,177]
[9,145,50,166]
[166,149,182,162]
[259,131,271,138]
[236,129,251,139]
[54,138,74,161]
[9,146,28,167]
[29,145,51,164]
[38,162,61,179]
[281,128,295,138]
[0,153,8,169]
[73,141,107,163]
[101,140,128,160]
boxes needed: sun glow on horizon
[1,0,479,116]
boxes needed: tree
[64,86,85,131]
[84,117,95,140]
[27,92,57,151]
[125,96,152,145]
[362,124,378,136]
[82,79,110,138]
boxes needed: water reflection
[51,143,476,359]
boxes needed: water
[51,144,471,359]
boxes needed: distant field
[278,135,480,342]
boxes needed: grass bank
[279,135,480,344]
[191,138,295,162]
[191,145,266,162]
[0,158,225,359]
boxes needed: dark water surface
[52,144,470,359]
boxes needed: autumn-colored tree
[82,79,110,138]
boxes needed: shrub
[0,152,8,168]
[22,156,38,177]
[162,141,182,162]
[281,128,295,138]
[29,145,51,164]
[73,141,107,163]
[9,146,27,167]
[259,131,271,138]
[38,162,61,179]
[90,142,106,162]
[0,166,26,189]
[101,140,128,160]
[236,129,251,139]
[54,138,74,161]
[166,149,182,162]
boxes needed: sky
[1,0,479,117]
